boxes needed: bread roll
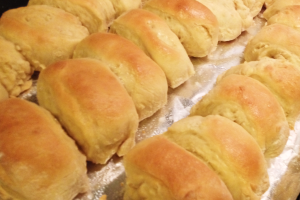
[194,0,243,41]
[0,98,89,200]
[164,115,269,200]
[0,36,33,97]
[37,58,139,164]
[267,5,300,32]
[264,0,276,8]
[109,9,195,88]
[73,32,168,121]
[244,24,300,67]
[242,0,265,17]
[218,58,300,129]
[28,0,116,33]
[0,5,89,71]
[108,0,141,17]
[264,0,300,20]
[190,74,290,158]
[123,134,234,200]
[0,84,8,101]
[143,0,219,57]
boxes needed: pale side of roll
[0,84,8,101]
[244,24,300,67]
[190,74,290,158]
[123,134,234,200]
[28,0,116,33]
[0,5,89,71]
[143,0,219,57]
[109,0,142,17]
[264,0,300,20]
[218,58,300,129]
[164,115,269,200]
[73,32,168,121]
[241,0,265,17]
[37,58,139,164]
[109,9,195,89]
[0,98,89,200]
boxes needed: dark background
[0,1,300,200]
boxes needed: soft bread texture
[264,0,276,8]
[263,0,300,20]
[108,0,141,17]
[28,0,116,33]
[193,0,243,41]
[0,36,33,97]
[73,32,168,121]
[244,24,300,67]
[267,5,300,32]
[218,58,300,129]
[164,115,269,200]
[242,0,265,17]
[0,84,8,101]
[190,74,290,158]
[37,58,139,164]
[143,0,219,57]
[109,9,195,89]
[0,98,89,200]
[0,5,89,71]
[123,134,234,200]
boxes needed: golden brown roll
[0,5,89,71]
[218,58,300,129]
[164,115,269,200]
[143,0,219,57]
[0,84,8,101]
[263,0,300,20]
[109,9,195,89]
[194,0,243,41]
[37,58,139,164]
[0,36,33,97]
[73,32,168,121]
[267,5,300,32]
[190,74,290,158]
[0,98,89,200]
[123,134,234,200]
[244,24,300,67]
[28,0,116,33]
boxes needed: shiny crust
[164,115,269,200]
[123,134,234,200]
[0,98,89,200]
[28,0,116,33]
[37,58,139,164]
[143,0,219,57]
[0,5,89,71]
[110,9,195,88]
[190,74,289,158]
[218,58,300,129]
[73,32,168,121]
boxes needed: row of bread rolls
[121,1,300,200]
[0,0,267,199]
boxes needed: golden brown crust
[190,74,289,158]
[143,0,219,57]
[0,98,89,200]
[0,5,89,71]
[218,58,300,129]
[37,58,139,164]
[28,0,116,33]
[164,115,269,200]
[110,9,195,88]
[123,134,234,200]
[73,32,168,121]
[264,0,300,20]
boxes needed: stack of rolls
[0,0,281,199]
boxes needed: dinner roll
[0,84,8,101]
[218,58,300,129]
[244,24,300,67]
[37,58,139,164]
[0,5,89,71]
[242,0,265,17]
[0,35,33,97]
[109,9,195,88]
[164,115,269,200]
[143,0,219,57]
[28,0,116,33]
[123,134,234,200]
[0,98,89,200]
[264,0,300,20]
[190,74,289,158]
[73,32,168,121]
